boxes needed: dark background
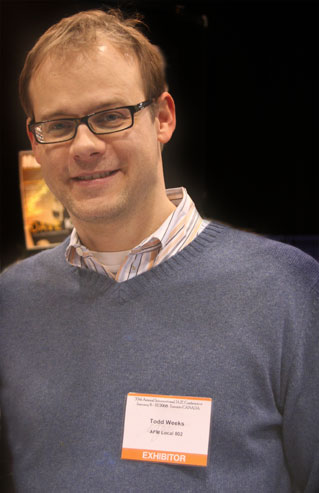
[1,0,319,272]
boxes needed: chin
[69,203,127,225]
[65,189,136,225]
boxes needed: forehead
[29,42,145,119]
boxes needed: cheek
[128,127,159,163]
[37,149,67,186]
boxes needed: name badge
[121,392,212,467]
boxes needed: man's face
[28,42,174,233]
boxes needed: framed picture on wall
[19,150,73,250]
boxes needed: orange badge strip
[121,448,208,466]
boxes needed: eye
[92,109,131,129]
[45,120,74,134]
[104,112,121,122]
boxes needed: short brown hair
[19,9,168,118]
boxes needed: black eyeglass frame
[28,99,154,144]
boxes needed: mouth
[73,170,118,181]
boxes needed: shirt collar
[66,187,187,260]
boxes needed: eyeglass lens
[34,107,133,143]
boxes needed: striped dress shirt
[65,187,209,282]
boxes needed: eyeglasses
[28,99,154,144]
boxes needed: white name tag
[121,392,212,467]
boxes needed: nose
[69,123,106,164]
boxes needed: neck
[70,192,176,252]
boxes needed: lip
[71,169,120,183]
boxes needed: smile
[73,170,118,181]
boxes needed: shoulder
[0,239,70,287]
[234,227,318,281]
[201,222,319,293]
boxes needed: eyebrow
[37,100,128,121]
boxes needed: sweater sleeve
[282,279,319,492]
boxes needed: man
[1,9,318,492]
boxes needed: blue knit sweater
[1,223,319,492]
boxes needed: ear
[26,118,42,164]
[155,92,176,144]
